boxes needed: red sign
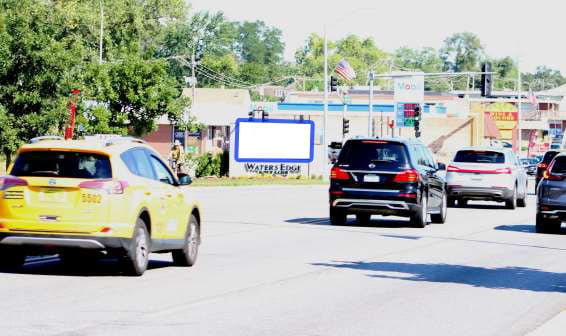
[488,112,518,121]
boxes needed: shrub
[194,151,229,177]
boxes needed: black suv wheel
[410,195,428,228]
[535,213,561,234]
[431,193,447,224]
[330,207,347,226]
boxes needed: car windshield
[338,140,409,170]
[453,150,505,164]
[11,151,112,179]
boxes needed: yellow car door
[147,154,183,239]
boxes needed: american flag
[335,59,356,81]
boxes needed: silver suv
[446,147,528,209]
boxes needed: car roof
[346,137,424,145]
[455,146,511,153]
[17,138,153,156]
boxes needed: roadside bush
[194,151,229,177]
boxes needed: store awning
[484,113,501,139]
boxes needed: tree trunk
[3,149,12,171]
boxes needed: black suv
[536,150,566,187]
[329,138,447,227]
[536,153,566,233]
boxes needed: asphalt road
[3,180,566,336]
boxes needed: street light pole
[517,60,523,155]
[99,0,104,64]
[368,71,375,137]
[323,25,329,171]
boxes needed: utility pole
[368,71,375,137]
[191,52,196,105]
[517,60,523,155]
[99,0,104,64]
[323,25,329,170]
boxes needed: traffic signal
[330,76,338,92]
[342,118,350,135]
[481,62,492,97]
[413,105,421,138]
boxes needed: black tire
[431,193,447,224]
[330,207,347,226]
[505,187,517,210]
[0,248,26,271]
[517,194,527,208]
[172,214,200,267]
[447,197,456,208]
[410,195,427,228]
[122,218,150,276]
[356,213,371,226]
[536,214,561,234]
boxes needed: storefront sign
[393,72,424,103]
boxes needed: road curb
[528,310,566,336]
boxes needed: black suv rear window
[338,140,409,170]
[453,150,504,164]
[551,156,566,174]
[542,151,559,163]
[11,151,112,179]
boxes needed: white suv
[446,147,528,209]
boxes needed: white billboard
[393,71,425,103]
[234,118,315,163]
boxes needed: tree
[295,34,389,90]
[0,0,90,165]
[394,46,449,91]
[235,21,285,65]
[440,32,484,73]
[0,0,192,165]
[491,56,518,90]
[83,56,190,136]
[522,66,566,91]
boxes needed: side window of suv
[121,148,156,180]
[423,146,437,169]
[149,155,176,185]
[415,145,433,168]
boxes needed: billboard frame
[234,118,315,163]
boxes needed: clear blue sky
[190,0,566,75]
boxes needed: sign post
[393,72,424,137]
[64,89,81,140]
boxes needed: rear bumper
[538,203,566,220]
[447,186,513,201]
[331,198,418,217]
[0,233,130,251]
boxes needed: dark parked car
[536,153,566,233]
[329,138,447,228]
[520,157,538,176]
[536,150,566,187]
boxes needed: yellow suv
[0,136,201,276]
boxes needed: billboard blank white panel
[235,118,315,163]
